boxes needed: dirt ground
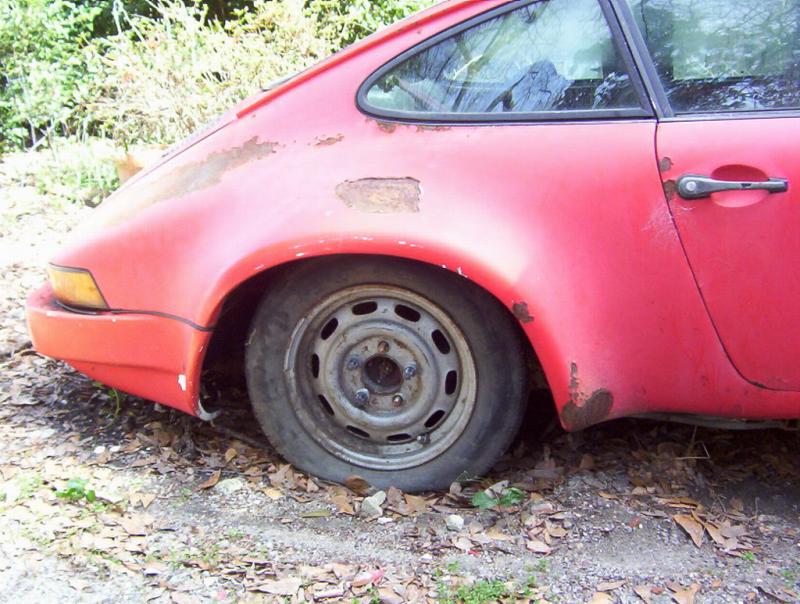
[2,150,800,604]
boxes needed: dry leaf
[306,479,320,494]
[119,513,154,536]
[263,487,284,501]
[588,592,614,604]
[199,470,221,490]
[673,514,704,547]
[344,475,371,496]
[526,539,552,554]
[597,580,626,592]
[634,585,654,604]
[224,448,238,464]
[300,509,332,518]
[331,493,354,515]
[668,582,700,604]
[404,494,429,514]
[252,577,303,596]
[485,528,516,542]
[452,536,473,552]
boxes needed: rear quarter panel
[54,0,800,423]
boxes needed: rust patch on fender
[561,363,613,431]
[104,136,278,226]
[659,156,673,172]
[416,125,452,132]
[315,134,344,147]
[375,120,398,134]
[512,301,534,324]
[336,178,421,214]
[663,179,677,201]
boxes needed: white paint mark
[178,374,187,392]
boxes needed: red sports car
[27,0,800,491]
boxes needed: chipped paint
[376,120,398,133]
[178,374,187,392]
[512,301,534,324]
[659,156,673,172]
[416,125,452,132]
[562,389,613,431]
[99,137,278,227]
[663,179,677,201]
[336,178,421,214]
[561,363,613,430]
[315,134,344,147]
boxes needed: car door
[622,0,800,391]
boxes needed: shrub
[0,0,101,150]
[307,0,435,48]
[87,0,435,148]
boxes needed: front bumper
[26,284,211,415]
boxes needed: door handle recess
[677,174,789,200]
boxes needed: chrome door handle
[677,174,789,200]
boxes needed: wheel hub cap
[286,285,477,470]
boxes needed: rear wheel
[245,257,528,492]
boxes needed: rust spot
[415,125,452,132]
[315,134,344,147]
[512,301,534,324]
[336,178,421,214]
[659,156,673,172]
[376,120,397,133]
[663,179,677,201]
[561,363,613,430]
[562,390,614,431]
[103,137,278,226]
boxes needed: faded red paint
[26,0,800,428]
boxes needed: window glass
[628,0,800,113]
[364,0,641,116]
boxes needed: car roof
[236,0,505,118]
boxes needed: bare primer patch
[336,178,421,214]
[103,137,278,227]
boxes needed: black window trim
[610,0,800,121]
[356,0,655,124]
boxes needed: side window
[629,0,800,113]
[361,0,642,117]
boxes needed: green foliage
[307,0,435,48]
[470,486,526,510]
[56,477,97,503]
[1,0,435,152]
[8,138,120,206]
[438,579,512,604]
[0,0,101,149]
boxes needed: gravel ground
[1,148,800,604]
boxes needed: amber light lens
[48,265,108,310]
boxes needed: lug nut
[378,340,390,353]
[354,388,370,407]
[346,357,361,370]
[403,364,417,379]
[416,433,430,445]
[392,394,404,407]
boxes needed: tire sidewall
[246,257,528,492]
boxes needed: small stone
[93,445,106,455]
[446,514,465,532]
[360,491,387,518]
[215,478,245,495]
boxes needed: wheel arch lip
[200,240,567,414]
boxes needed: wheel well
[200,255,549,412]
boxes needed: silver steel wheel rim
[285,285,477,470]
